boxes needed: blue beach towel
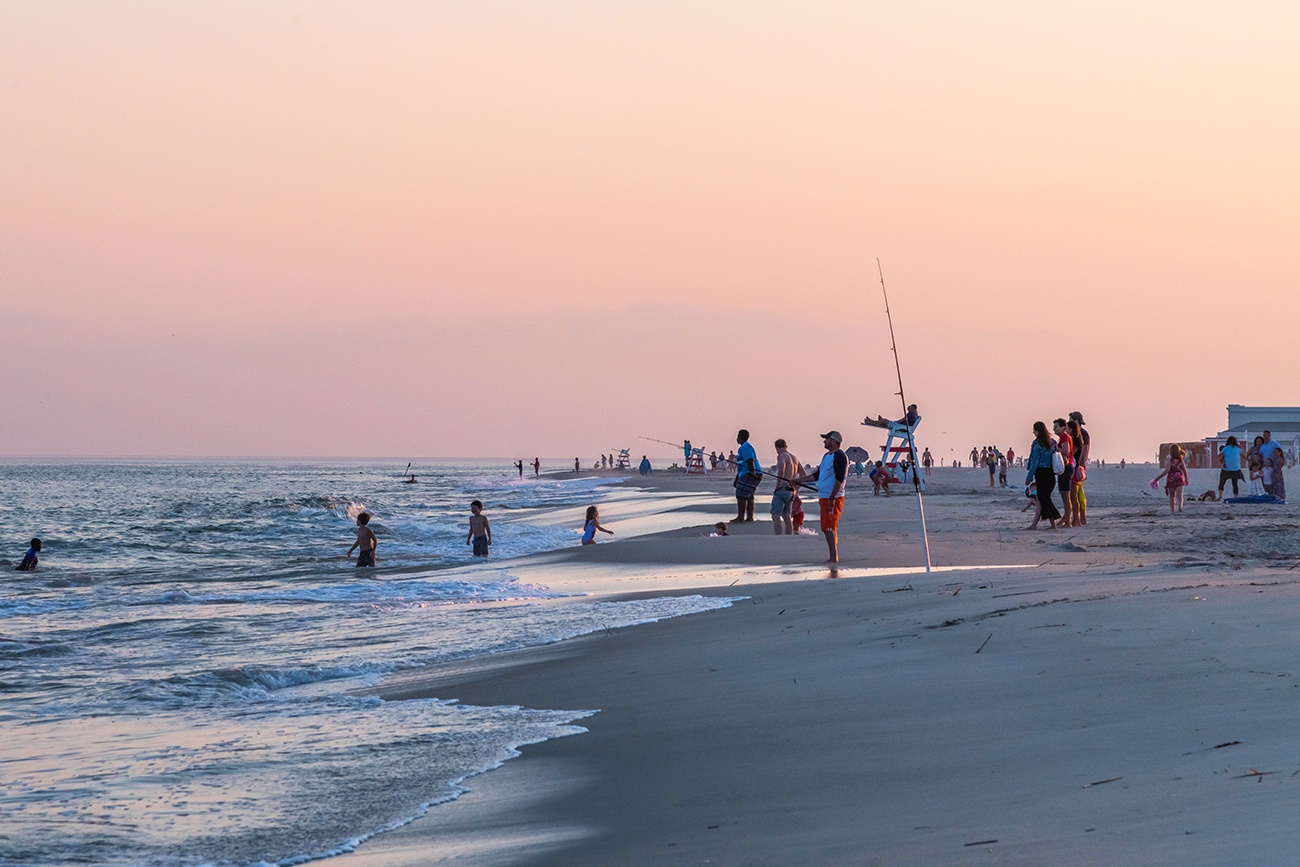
[1223,495,1284,504]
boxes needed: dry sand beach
[348,464,1300,866]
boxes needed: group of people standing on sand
[1024,411,1091,530]
[728,427,849,563]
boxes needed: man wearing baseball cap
[799,430,848,563]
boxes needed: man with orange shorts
[800,430,848,563]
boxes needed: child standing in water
[466,500,492,556]
[347,513,377,567]
[581,506,614,545]
[15,538,40,571]
[1153,445,1188,514]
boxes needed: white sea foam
[0,459,738,866]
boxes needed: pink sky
[3,2,1298,462]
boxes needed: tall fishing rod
[877,258,932,572]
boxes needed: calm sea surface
[0,460,731,866]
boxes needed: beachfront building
[1204,405,1300,466]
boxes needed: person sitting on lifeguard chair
[863,403,919,430]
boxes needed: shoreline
[345,467,1300,865]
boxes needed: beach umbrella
[845,446,872,463]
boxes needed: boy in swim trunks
[347,513,377,568]
[467,500,492,556]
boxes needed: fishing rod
[877,258,932,572]
[642,434,821,492]
[638,435,689,450]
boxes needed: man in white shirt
[799,431,848,563]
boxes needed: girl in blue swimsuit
[581,506,614,545]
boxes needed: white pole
[877,259,932,573]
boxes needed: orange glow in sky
[3,2,1298,462]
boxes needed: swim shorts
[1057,468,1073,494]
[770,486,795,518]
[818,497,844,533]
[735,473,762,499]
[472,536,489,556]
[356,549,375,568]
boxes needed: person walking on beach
[1067,417,1087,526]
[1067,413,1090,523]
[1218,435,1244,499]
[581,506,614,544]
[1025,422,1062,530]
[732,429,762,524]
[15,538,40,571]
[922,448,933,476]
[985,448,998,488]
[639,455,652,475]
[799,431,848,563]
[347,513,377,567]
[1153,444,1188,514]
[466,500,492,557]
[770,438,801,535]
[1052,418,1078,527]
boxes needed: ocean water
[0,460,735,866]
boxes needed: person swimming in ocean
[15,538,40,571]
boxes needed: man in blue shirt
[732,429,762,523]
[1258,431,1282,465]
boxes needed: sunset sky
[3,1,1298,463]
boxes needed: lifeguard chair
[615,449,631,470]
[685,447,707,475]
[872,417,925,492]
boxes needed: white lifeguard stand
[615,449,631,470]
[876,417,925,492]
[685,447,707,475]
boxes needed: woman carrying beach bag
[1026,422,1062,529]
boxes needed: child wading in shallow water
[466,500,492,557]
[581,506,614,545]
[347,512,378,567]
[1153,444,1188,514]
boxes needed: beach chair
[870,415,925,492]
